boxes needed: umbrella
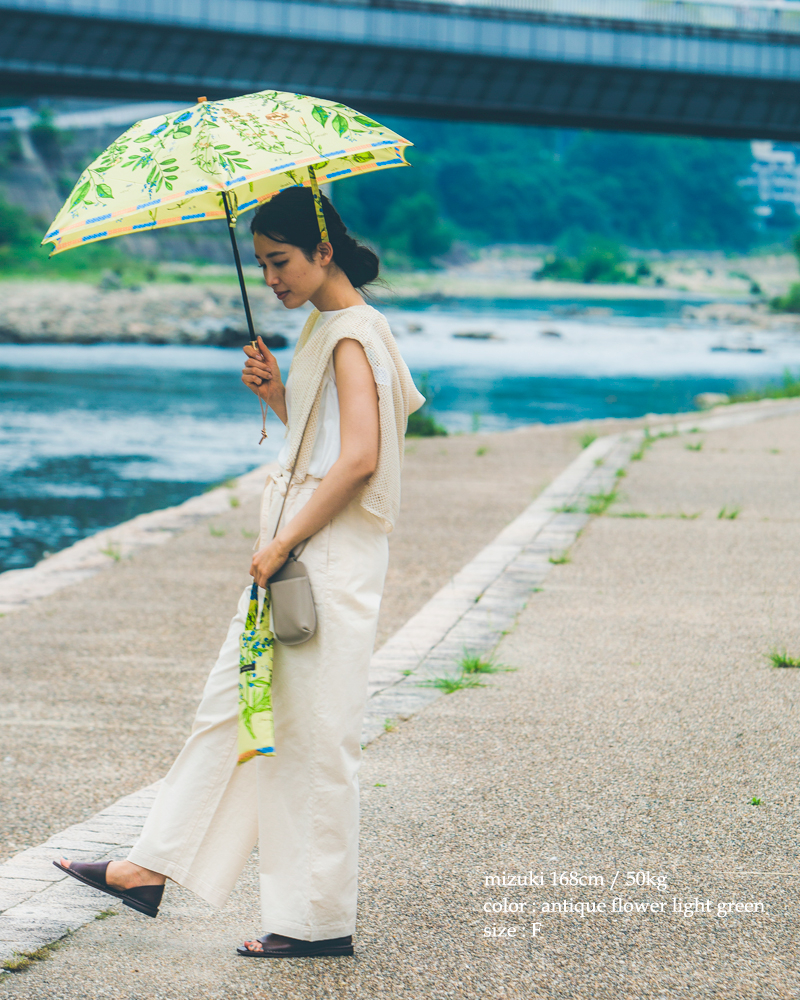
[42,90,412,349]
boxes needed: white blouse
[277,309,347,478]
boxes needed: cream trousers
[128,474,389,940]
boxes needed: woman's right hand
[242,337,286,415]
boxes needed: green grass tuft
[476,446,488,456]
[459,652,514,675]
[750,797,762,806]
[209,525,226,537]
[418,673,486,693]
[99,542,121,562]
[579,432,597,449]
[729,368,800,403]
[585,490,617,515]
[768,648,800,669]
[685,442,703,452]
[717,505,740,520]
[2,940,61,972]
[549,552,571,565]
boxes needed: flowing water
[3,297,799,574]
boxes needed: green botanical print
[238,582,276,763]
[44,89,411,251]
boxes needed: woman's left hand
[250,538,292,589]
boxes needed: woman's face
[253,232,330,309]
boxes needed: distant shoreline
[0,276,761,347]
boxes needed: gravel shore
[0,280,287,346]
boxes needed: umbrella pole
[221,191,257,348]
[222,190,268,444]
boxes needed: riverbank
[2,245,799,344]
[0,280,284,346]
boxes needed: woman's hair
[250,186,379,289]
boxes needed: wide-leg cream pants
[128,474,389,941]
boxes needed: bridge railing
[347,0,800,34]
[5,0,800,36]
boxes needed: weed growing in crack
[768,648,800,669]
[2,941,62,973]
[585,490,617,515]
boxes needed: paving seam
[3,398,800,968]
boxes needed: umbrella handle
[222,190,257,345]
[222,190,267,444]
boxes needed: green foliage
[549,552,571,565]
[579,432,598,449]
[0,129,22,169]
[30,108,64,163]
[0,193,127,276]
[729,369,800,403]
[770,282,800,313]
[536,235,634,284]
[381,190,453,266]
[717,505,740,520]
[406,372,447,437]
[406,409,447,437]
[336,121,756,250]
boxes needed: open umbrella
[42,90,412,350]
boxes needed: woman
[56,185,424,958]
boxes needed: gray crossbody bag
[267,411,318,646]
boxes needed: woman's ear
[317,241,334,267]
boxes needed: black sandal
[53,860,164,918]
[237,933,354,958]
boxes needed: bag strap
[270,399,313,560]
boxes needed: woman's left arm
[249,338,379,587]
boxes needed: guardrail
[3,0,800,35]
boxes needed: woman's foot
[59,859,165,890]
[53,859,165,918]
[238,933,354,957]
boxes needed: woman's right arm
[242,336,288,425]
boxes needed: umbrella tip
[197,96,207,104]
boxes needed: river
[2,297,798,574]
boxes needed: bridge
[2,0,800,139]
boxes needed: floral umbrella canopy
[43,90,412,254]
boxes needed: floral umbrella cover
[42,90,412,254]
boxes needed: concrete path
[2,403,800,997]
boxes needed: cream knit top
[278,303,425,533]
